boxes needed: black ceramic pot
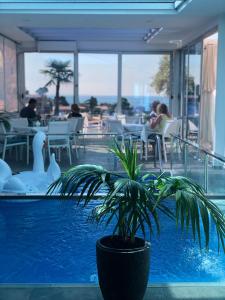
[96,235,150,300]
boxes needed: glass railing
[170,135,225,197]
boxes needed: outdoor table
[31,126,48,133]
[123,123,144,133]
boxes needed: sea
[63,95,169,111]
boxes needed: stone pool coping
[0,283,225,300]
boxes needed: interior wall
[0,34,18,112]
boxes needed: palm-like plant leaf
[48,143,225,250]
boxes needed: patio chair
[140,124,163,170]
[105,119,125,143]
[10,118,28,131]
[47,121,72,165]
[116,114,126,125]
[0,121,28,162]
[77,117,84,132]
[161,119,182,163]
[188,120,198,142]
[105,119,140,146]
[68,118,80,158]
[74,117,85,151]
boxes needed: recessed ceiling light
[143,27,163,44]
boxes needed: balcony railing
[171,134,225,198]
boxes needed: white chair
[0,121,28,162]
[105,119,140,148]
[68,118,79,133]
[140,124,163,170]
[105,120,124,135]
[10,118,28,131]
[77,117,84,133]
[161,119,182,163]
[74,117,85,151]
[47,121,72,165]
[116,114,126,125]
[188,120,198,142]
[68,118,80,157]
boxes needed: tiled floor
[5,137,166,173]
[1,285,225,300]
[3,136,225,195]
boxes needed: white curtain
[200,39,217,150]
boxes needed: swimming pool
[0,199,224,284]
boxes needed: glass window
[122,54,170,115]
[4,39,17,112]
[25,53,74,116]
[183,42,202,141]
[79,53,118,116]
[0,36,4,111]
[188,44,201,118]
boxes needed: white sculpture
[32,131,46,173]
[0,131,61,194]
[47,153,61,182]
[0,159,15,191]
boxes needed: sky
[24,50,207,100]
[25,53,168,98]
[25,53,74,96]
[22,31,219,100]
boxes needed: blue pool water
[0,200,224,284]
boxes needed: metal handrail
[171,134,225,195]
[171,134,225,164]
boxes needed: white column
[214,16,225,155]
[117,53,122,114]
[73,52,79,104]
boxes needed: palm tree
[41,60,73,115]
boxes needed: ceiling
[0,0,223,52]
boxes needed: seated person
[149,100,160,119]
[150,103,171,134]
[68,104,82,118]
[20,98,40,126]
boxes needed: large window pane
[183,42,202,141]
[122,54,170,115]
[79,54,118,116]
[188,43,202,122]
[4,39,17,112]
[25,53,74,116]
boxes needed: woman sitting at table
[68,104,82,118]
[149,100,160,119]
[150,103,171,134]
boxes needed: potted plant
[48,143,225,300]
